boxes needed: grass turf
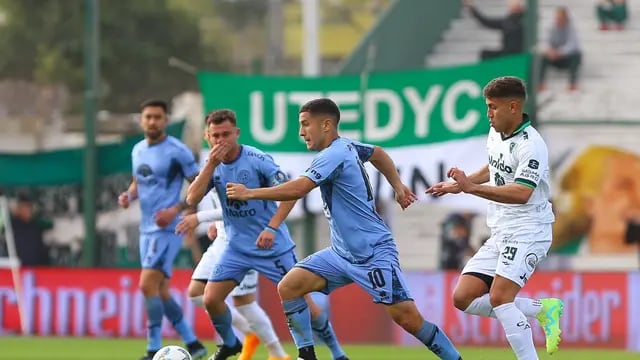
[0,337,638,359]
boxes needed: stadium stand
[426,0,640,122]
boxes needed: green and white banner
[198,54,529,216]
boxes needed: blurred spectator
[464,0,525,60]
[10,194,52,266]
[538,7,582,91]
[440,213,476,270]
[596,0,628,31]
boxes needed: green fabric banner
[0,121,185,186]
[198,54,530,152]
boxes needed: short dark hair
[140,99,168,113]
[299,98,341,124]
[483,76,527,100]
[205,109,237,126]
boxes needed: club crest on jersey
[488,153,513,173]
[137,164,153,177]
[274,170,288,184]
[509,142,516,153]
[528,159,539,169]
[236,169,250,184]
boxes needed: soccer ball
[152,346,192,360]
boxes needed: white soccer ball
[152,346,192,360]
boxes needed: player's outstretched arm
[426,165,489,196]
[226,177,316,201]
[449,167,533,204]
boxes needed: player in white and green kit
[427,76,563,360]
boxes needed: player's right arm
[175,208,223,235]
[426,165,489,197]
[186,144,228,206]
[118,177,137,209]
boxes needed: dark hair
[299,98,341,124]
[483,76,527,100]
[140,99,168,113]
[205,109,237,126]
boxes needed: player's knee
[202,291,222,313]
[187,281,204,299]
[277,278,302,300]
[489,291,512,308]
[390,307,422,334]
[452,290,473,311]
[139,280,159,298]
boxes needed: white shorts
[191,236,258,297]
[461,223,552,287]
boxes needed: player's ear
[509,99,518,113]
[322,117,332,132]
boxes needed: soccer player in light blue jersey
[186,109,347,360]
[118,99,207,360]
[226,98,463,360]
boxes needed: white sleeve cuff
[196,209,223,223]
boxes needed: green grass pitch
[0,337,638,359]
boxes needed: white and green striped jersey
[485,118,555,228]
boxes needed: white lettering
[57,287,86,336]
[442,80,481,133]
[364,90,402,141]
[249,91,287,144]
[404,86,442,138]
[23,272,52,335]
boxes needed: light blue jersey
[132,135,199,233]
[209,145,295,258]
[302,137,392,264]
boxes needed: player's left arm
[365,145,417,209]
[368,146,403,190]
[155,146,200,227]
[456,141,547,204]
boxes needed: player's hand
[207,223,218,241]
[154,206,180,228]
[176,213,199,235]
[256,229,275,249]
[447,167,473,192]
[118,192,130,209]
[209,142,232,163]
[393,183,418,210]
[426,181,462,197]
[226,183,251,200]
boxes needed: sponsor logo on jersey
[226,199,256,217]
[488,153,513,173]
